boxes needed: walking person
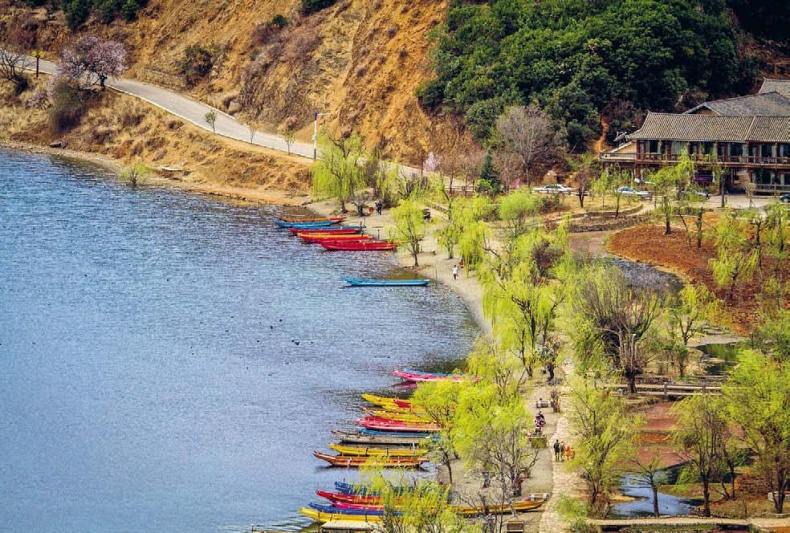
[452,264,458,280]
[553,439,561,462]
[559,441,565,461]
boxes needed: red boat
[393,369,478,383]
[357,416,441,433]
[298,233,373,242]
[320,240,397,251]
[287,227,362,235]
[316,490,386,506]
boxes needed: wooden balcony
[601,152,790,168]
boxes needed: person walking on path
[553,439,561,462]
[452,264,458,280]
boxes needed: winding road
[25,56,318,160]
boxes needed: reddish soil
[607,222,789,334]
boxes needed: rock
[49,141,65,148]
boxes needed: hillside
[1,0,477,167]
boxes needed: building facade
[601,79,790,194]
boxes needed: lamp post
[313,112,326,160]
[31,50,44,78]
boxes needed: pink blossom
[58,36,127,90]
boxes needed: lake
[0,148,478,532]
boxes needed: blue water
[0,148,478,532]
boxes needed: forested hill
[416,0,788,151]
[1,0,788,162]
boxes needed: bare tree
[0,48,28,86]
[495,105,556,186]
[59,36,127,90]
[278,115,298,155]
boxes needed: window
[761,143,774,158]
[780,144,790,158]
[730,143,744,157]
[648,140,659,153]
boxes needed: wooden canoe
[274,219,337,229]
[358,428,433,438]
[313,450,426,468]
[451,495,549,516]
[279,216,346,224]
[331,430,429,446]
[329,442,427,457]
[320,240,397,251]
[299,507,384,524]
[392,368,479,383]
[287,226,363,234]
[297,233,372,240]
[357,416,440,433]
[317,490,389,506]
[342,277,430,287]
[361,394,403,408]
[309,503,388,516]
[361,407,429,423]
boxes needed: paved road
[25,56,318,160]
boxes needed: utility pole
[313,112,326,160]
[31,50,44,78]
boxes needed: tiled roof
[759,79,790,98]
[686,92,790,116]
[626,113,790,142]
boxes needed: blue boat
[335,481,413,496]
[358,428,432,438]
[273,219,338,229]
[308,503,391,516]
[342,277,430,287]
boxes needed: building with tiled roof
[601,79,790,194]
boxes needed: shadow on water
[613,467,703,518]
[696,342,750,375]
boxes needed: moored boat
[308,503,388,516]
[451,494,550,516]
[299,507,384,524]
[274,219,338,229]
[358,428,433,438]
[287,226,363,235]
[361,394,404,408]
[357,416,441,433]
[361,407,429,423]
[320,240,397,251]
[331,429,429,446]
[392,368,478,383]
[329,442,427,457]
[279,216,346,224]
[313,450,426,468]
[342,277,430,287]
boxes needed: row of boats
[275,215,397,251]
[299,369,548,524]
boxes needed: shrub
[63,0,90,30]
[178,44,220,87]
[271,14,288,28]
[416,78,445,110]
[48,78,91,133]
[119,163,152,187]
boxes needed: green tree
[390,200,427,267]
[412,380,463,484]
[497,189,541,239]
[311,132,366,213]
[571,267,664,394]
[672,394,729,516]
[709,210,759,301]
[723,349,790,513]
[567,376,636,509]
[652,153,694,235]
[204,110,217,132]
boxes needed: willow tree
[567,376,637,509]
[709,210,759,301]
[311,132,366,212]
[665,283,721,377]
[390,199,427,267]
[723,349,790,513]
[498,188,542,240]
[412,380,465,484]
[652,153,695,235]
[571,266,663,394]
[454,381,538,532]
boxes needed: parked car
[678,188,711,201]
[532,183,574,195]
[615,186,650,199]
[780,192,790,203]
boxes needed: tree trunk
[628,372,637,395]
[652,485,660,517]
[702,478,711,517]
[774,466,787,513]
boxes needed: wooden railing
[601,152,790,167]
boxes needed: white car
[532,183,574,195]
[615,186,650,199]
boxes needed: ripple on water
[0,148,478,533]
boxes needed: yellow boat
[299,508,383,524]
[451,496,548,516]
[329,442,427,457]
[361,394,401,408]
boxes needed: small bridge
[604,382,722,398]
